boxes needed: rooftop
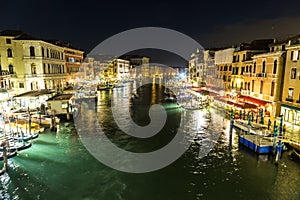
[14,89,55,98]
[47,94,73,101]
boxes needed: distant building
[214,48,235,92]
[119,55,150,78]
[64,46,84,86]
[188,49,205,87]
[112,58,130,80]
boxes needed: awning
[238,95,270,106]
[281,103,300,112]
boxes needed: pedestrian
[268,119,271,130]
[283,124,286,138]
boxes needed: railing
[1,70,10,76]
[267,74,278,78]
[256,73,267,78]
[243,72,253,77]
[286,98,294,102]
[241,90,250,96]
[25,73,67,78]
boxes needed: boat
[0,139,32,152]
[0,150,17,161]
[30,114,60,127]
[290,141,300,158]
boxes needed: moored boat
[290,141,300,159]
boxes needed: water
[1,82,300,200]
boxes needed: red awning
[238,95,270,106]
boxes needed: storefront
[281,104,300,126]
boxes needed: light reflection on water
[0,83,300,199]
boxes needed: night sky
[2,0,300,66]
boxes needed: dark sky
[2,0,300,66]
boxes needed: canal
[1,82,300,200]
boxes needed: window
[43,64,46,74]
[223,75,226,81]
[288,88,294,99]
[31,63,36,74]
[7,49,12,57]
[241,67,245,75]
[220,66,223,71]
[271,47,274,52]
[237,55,240,62]
[30,46,35,57]
[6,38,11,44]
[19,83,24,88]
[252,80,255,92]
[253,62,256,73]
[262,61,266,73]
[249,65,252,73]
[291,51,299,61]
[260,81,264,94]
[246,65,248,73]
[42,47,44,57]
[243,54,246,61]
[224,65,228,71]
[47,49,49,57]
[248,82,250,90]
[273,60,277,74]
[229,65,232,71]
[48,64,51,73]
[282,45,286,51]
[271,82,275,96]
[9,64,14,74]
[291,68,297,79]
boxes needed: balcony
[243,72,253,77]
[286,98,294,102]
[256,73,267,78]
[267,74,278,79]
[241,90,250,96]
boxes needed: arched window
[7,48,12,57]
[30,46,35,57]
[262,61,266,73]
[9,64,14,74]
[31,63,36,74]
[273,60,277,74]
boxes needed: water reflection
[0,82,300,199]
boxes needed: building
[119,55,150,78]
[112,58,130,80]
[64,46,84,86]
[250,50,286,118]
[214,47,235,93]
[0,30,83,95]
[280,35,300,127]
[188,49,205,87]
[230,40,273,94]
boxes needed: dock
[239,135,276,154]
